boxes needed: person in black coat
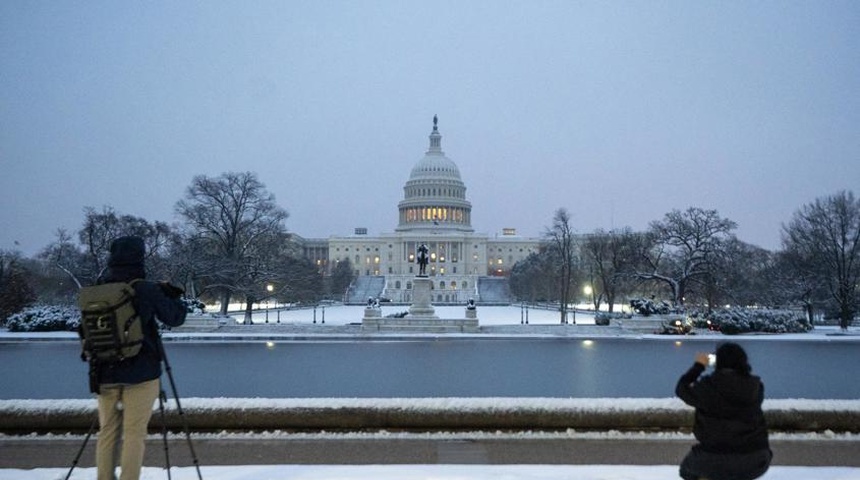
[93,236,186,480]
[675,342,772,480]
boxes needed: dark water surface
[1,337,857,399]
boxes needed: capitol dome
[408,146,462,180]
[397,116,473,232]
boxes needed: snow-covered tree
[633,207,737,308]
[782,190,860,330]
[175,172,289,316]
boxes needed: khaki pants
[96,378,160,480]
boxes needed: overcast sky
[2,1,858,256]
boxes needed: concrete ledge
[171,315,226,331]
[1,398,858,434]
[362,318,480,333]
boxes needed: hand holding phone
[695,352,712,367]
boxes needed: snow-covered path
[5,464,860,480]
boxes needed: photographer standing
[92,236,186,480]
[675,342,771,480]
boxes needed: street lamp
[265,284,274,323]
[584,285,594,310]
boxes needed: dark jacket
[675,363,770,454]
[95,265,186,386]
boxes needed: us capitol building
[297,117,542,305]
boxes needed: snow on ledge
[1,397,858,415]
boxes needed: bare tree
[581,228,639,312]
[328,258,355,301]
[706,238,774,310]
[54,206,174,284]
[40,209,175,290]
[0,250,37,322]
[782,190,860,330]
[764,250,823,323]
[634,207,737,308]
[233,231,297,323]
[544,208,577,323]
[175,172,289,315]
[40,229,87,290]
[509,251,556,304]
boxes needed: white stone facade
[309,117,542,304]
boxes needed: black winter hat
[716,342,752,375]
[108,236,146,267]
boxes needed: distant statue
[416,243,429,276]
[467,298,476,310]
[367,297,374,307]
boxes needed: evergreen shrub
[705,308,812,335]
[5,305,80,332]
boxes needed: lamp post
[265,284,274,323]
[584,285,594,310]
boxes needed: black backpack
[78,279,144,363]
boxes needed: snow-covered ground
[4,464,859,480]
[226,303,595,326]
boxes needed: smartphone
[707,353,716,367]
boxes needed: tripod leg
[158,388,172,480]
[65,416,98,480]
[157,335,203,480]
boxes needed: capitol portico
[302,117,542,305]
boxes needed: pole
[156,334,204,480]
[64,417,98,480]
[157,389,173,480]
